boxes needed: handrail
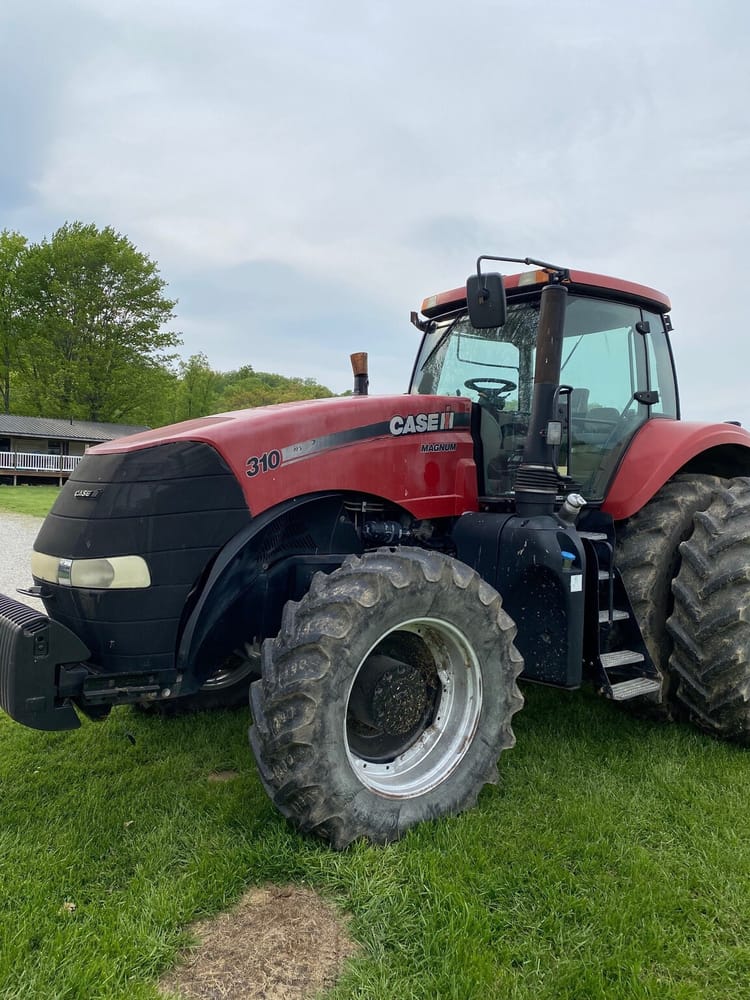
[0,450,82,473]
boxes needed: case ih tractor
[2,254,750,849]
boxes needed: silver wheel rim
[201,643,259,691]
[344,617,483,798]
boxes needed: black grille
[33,441,251,673]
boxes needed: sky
[2,0,749,422]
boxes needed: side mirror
[466,271,507,329]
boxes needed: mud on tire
[668,478,750,744]
[249,547,524,849]
[615,473,723,715]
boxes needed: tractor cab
[410,265,678,504]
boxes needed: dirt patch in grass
[207,770,239,783]
[160,884,358,1000]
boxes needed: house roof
[0,414,150,443]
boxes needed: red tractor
[2,254,750,849]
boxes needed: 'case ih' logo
[389,411,455,436]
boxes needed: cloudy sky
[2,0,748,421]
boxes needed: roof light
[517,269,552,286]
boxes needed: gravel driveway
[0,513,44,609]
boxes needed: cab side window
[560,298,648,497]
[642,311,677,418]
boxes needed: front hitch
[0,593,91,731]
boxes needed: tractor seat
[499,414,528,450]
[587,406,619,422]
[572,407,619,445]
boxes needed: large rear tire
[614,473,722,715]
[668,478,750,744]
[249,547,524,849]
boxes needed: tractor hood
[31,395,477,674]
[90,394,478,519]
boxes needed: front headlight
[31,552,151,590]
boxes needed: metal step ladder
[579,530,661,702]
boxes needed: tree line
[0,223,333,428]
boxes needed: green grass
[0,485,58,517]
[2,687,750,1000]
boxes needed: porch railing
[0,451,82,473]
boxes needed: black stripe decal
[279,412,471,467]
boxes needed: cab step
[598,649,660,701]
[600,650,644,669]
[583,526,660,703]
[598,609,629,624]
[608,676,661,701]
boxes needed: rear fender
[603,420,750,520]
[175,493,365,688]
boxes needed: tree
[174,353,219,421]
[0,230,29,413]
[17,222,179,423]
[215,366,334,412]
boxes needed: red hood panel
[92,395,479,518]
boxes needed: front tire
[668,478,750,743]
[249,548,524,849]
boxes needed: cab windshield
[410,294,677,501]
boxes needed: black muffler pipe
[351,352,369,395]
[514,282,567,517]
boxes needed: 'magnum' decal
[420,442,457,453]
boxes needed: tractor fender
[603,420,750,520]
[174,492,367,686]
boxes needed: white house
[0,415,149,485]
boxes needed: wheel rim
[344,617,483,798]
[201,643,259,691]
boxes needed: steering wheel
[464,378,517,408]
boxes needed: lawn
[0,485,58,517]
[1,685,749,1000]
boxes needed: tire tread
[250,547,523,848]
[668,478,750,743]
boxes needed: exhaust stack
[351,352,369,395]
[513,282,567,517]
